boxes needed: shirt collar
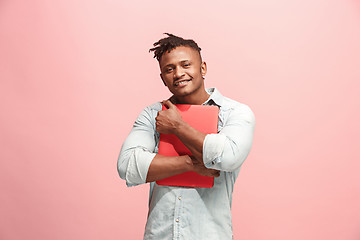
[203,88,224,107]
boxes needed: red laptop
[156,104,219,188]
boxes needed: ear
[200,61,207,79]
[160,73,167,86]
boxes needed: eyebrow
[163,60,190,68]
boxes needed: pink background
[1,0,360,239]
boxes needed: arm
[202,104,255,171]
[156,100,255,172]
[155,100,206,160]
[146,154,219,182]
[117,104,219,187]
[146,154,192,183]
[117,106,158,187]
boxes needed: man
[118,33,255,239]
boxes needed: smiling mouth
[174,79,191,87]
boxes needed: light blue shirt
[118,88,255,240]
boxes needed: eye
[165,67,173,73]
[183,63,190,68]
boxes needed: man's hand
[189,156,220,178]
[155,100,184,134]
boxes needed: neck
[171,88,210,105]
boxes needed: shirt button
[176,218,179,222]
[178,196,181,200]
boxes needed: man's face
[159,46,207,100]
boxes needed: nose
[174,66,185,79]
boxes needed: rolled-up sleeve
[202,104,255,172]
[117,106,157,187]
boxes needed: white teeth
[175,80,189,86]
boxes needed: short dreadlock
[149,33,202,62]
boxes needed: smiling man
[117,33,255,240]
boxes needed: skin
[159,45,209,105]
[146,46,220,182]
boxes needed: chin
[173,89,193,97]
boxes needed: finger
[163,99,175,109]
[155,112,161,121]
[161,100,168,109]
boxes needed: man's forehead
[160,46,201,65]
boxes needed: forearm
[173,121,207,160]
[146,154,193,182]
[156,100,207,161]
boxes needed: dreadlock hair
[149,33,202,62]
